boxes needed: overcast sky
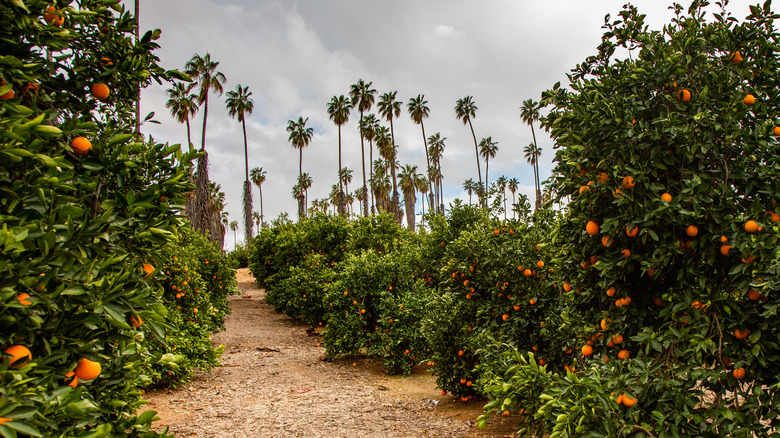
[130,0,756,249]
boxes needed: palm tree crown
[165,81,198,151]
[327,95,352,217]
[520,98,542,210]
[455,95,482,204]
[349,79,377,217]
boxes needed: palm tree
[349,79,377,217]
[328,184,340,215]
[398,164,420,232]
[371,158,391,213]
[249,167,267,227]
[339,167,353,198]
[229,220,238,247]
[360,114,380,214]
[185,53,227,236]
[375,125,397,214]
[478,137,498,208]
[407,94,435,215]
[326,95,352,217]
[427,132,446,214]
[415,175,429,224]
[300,172,313,208]
[495,176,508,219]
[523,142,542,210]
[463,178,476,205]
[165,81,198,152]
[377,91,402,223]
[208,182,227,250]
[520,99,542,210]
[286,116,314,220]
[225,84,255,242]
[455,96,482,205]
[252,211,261,234]
[508,177,519,219]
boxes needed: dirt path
[144,269,519,438]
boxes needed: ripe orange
[536,260,544,268]
[733,367,746,379]
[502,314,509,321]
[0,80,14,100]
[686,225,698,237]
[744,94,756,105]
[748,289,761,301]
[513,305,520,311]
[130,315,142,327]
[625,225,638,237]
[458,350,464,357]
[193,308,198,314]
[65,371,78,388]
[16,293,32,306]
[601,235,614,247]
[617,349,630,360]
[529,298,536,305]
[75,358,101,380]
[742,255,754,264]
[142,263,154,277]
[463,280,469,286]
[734,328,750,340]
[771,212,780,222]
[71,137,92,155]
[493,229,500,235]
[606,286,616,297]
[661,193,672,202]
[774,126,780,136]
[621,249,631,258]
[720,235,728,243]
[598,172,608,182]
[653,296,663,307]
[678,89,691,101]
[720,245,731,256]
[581,345,593,356]
[622,176,635,189]
[600,318,609,330]
[612,334,624,345]
[563,282,572,292]
[3,345,32,367]
[524,268,532,276]
[586,220,599,236]
[615,393,624,405]
[621,394,637,407]
[731,51,743,63]
[579,185,589,194]
[745,220,758,233]
[91,83,110,101]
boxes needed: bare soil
[143,269,519,438]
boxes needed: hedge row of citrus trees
[251,2,780,436]
[1,1,236,436]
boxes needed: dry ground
[143,268,520,438]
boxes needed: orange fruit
[621,394,638,407]
[64,371,78,387]
[502,314,509,321]
[524,268,532,276]
[621,249,631,258]
[493,229,500,235]
[71,137,92,155]
[441,390,447,395]
[612,334,624,345]
[16,293,32,306]
[3,345,32,367]
[601,235,614,247]
[734,328,750,340]
[529,298,536,305]
[686,225,698,237]
[513,305,520,311]
[458,350,464,357]
[74,358,101,380]
[91,83,110,101]
[130,315,142,327]
[731,51,743,63]
[142,263,154,276]
[463,280,469,286]
[615,393,624,405]
[536,260,544,268]
[579,185,589,194]
[653,296,663,307]
[193,308,198,314]
[720,235,728,243]
[742,255,754,264]
[678,89,691,101]
[661,193,672,202]
[563,282,572,292]
[744,94,756,105]
[598,172,608,182]
[606,286,616,297]
[720,245,731,256]
[622,176,635,189]
[733,367,746,379]
[774,126,780,136]
[581,345,593,356]
[770,212,780,222]
[625,225,638,237]
[586,220,600,236]
[0,80,14,100]
[617,349,630,360]
[600,318,609,330]
[745,220,758,233]
[748,289,761,301]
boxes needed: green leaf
[3,421,41,437]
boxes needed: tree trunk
[404,192,416,232]
[419,121,435,217]
[337,125,346,217]
[185,117,192,153]
[242,120,253,241]
[369,139,375,215]
[259,184,264,227]
[194,93,210,237]
[467,119,482,207]
[359,112,368,217]
[389,119,401,224]
[484,159,489,210]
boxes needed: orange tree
[479,2,780,436]
[0,0,192,435]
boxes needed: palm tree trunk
[530,125,541,210]
[242,120,253,241]
[337,125,346,217]
[389,119,401,224]
[369,139,375,215]
[185,117,192,153]
[485,159,489,209]
[259,184,264,227]
[194,92,211,237]
[467,119,482,206]
[404,192,416,232]
[359,112,368,217]
[419,121,435,216]
[298,148,305,220]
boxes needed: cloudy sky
[129,0,756,249]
